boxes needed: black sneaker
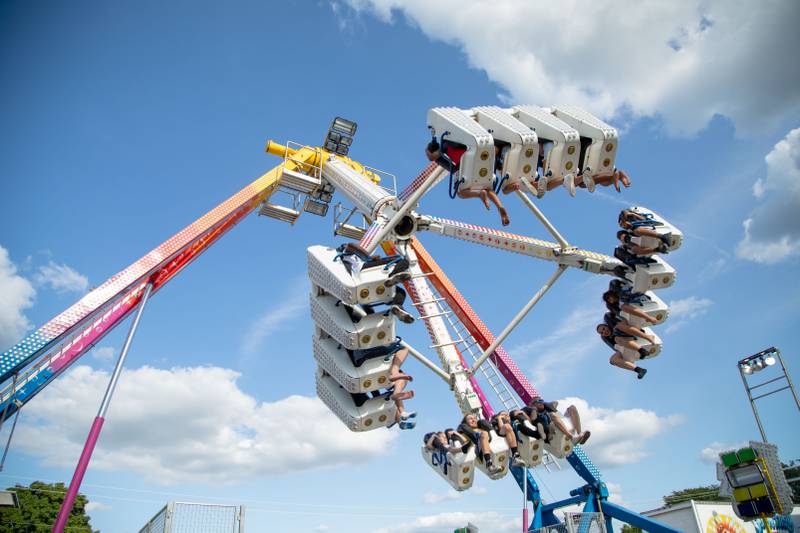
[638,347,650,359]
[385,271,411,287]
[391,306,415,324]
[636,367,648,380]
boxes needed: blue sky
[1,1,799,532]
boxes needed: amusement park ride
[1,105,687,532]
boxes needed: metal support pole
[0,408,20,472]
[523,466,529,532]
[776,348,800,411]
[516,190,569,249]
[738,365,768,443]
[469,265,566,375]
[364,167,445,255]
[52,282,153,533]
[400,341,450,383]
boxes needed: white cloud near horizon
[563,396,683,467]
[700,441,748,464]
[422,489,461,504]
[340,0,800,136]
[33,260,89,293]
[736,127,800,263]
[371,511,517,533]
[16,364,396,485]
[0,244,36,351]
[665,296,713,333]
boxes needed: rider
[426,138,511,227]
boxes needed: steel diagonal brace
[468,265,566,376]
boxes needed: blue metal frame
[505,442,680,533]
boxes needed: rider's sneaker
[385,271,411,287]
[391,305,415,324]
[564,174,576,197]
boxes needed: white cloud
[0,244,36,351]
[737,128,800,263]
[562,396,683,467]
[371,511,517,533]
[313,525,330,532]
[91,346,116,361]
[85,501,111,512]
[33,261,89,293]
[16,364,396,485]
[422,489,461,504]
[341,0,800,136]
[700,441,747,464]
[665,296,713,333]
[241,279,308,354]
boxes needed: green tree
[781,460,800,503]
[663,484,728,505]
[621,525,643,533]
[0,481,98,533]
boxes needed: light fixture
[742,364,754,375]
[324,116,358,157]
[764,355,776,366]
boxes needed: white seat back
[543,415,574,459]
[620,291,668,327]
[427,107,495,191]
[628,206,683,251]
[316,368,396,432]
[309,291,395,350]
[512,105,580,183]
[473,430,510,480]
[307,245,395,306]
[551,105,618,180]
[616,328,663,362]
[421,445,476,491]
[625,256,676,293]
[471,106,538,187]
[515,423,544,467]
[312,333,392,393]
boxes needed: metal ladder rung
[411,271,434,279]
[418,310,452,320]
[429,338,467,349]
[413,297,446,306]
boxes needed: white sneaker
[536,176,548,199]
[584,173,596,193]
[564,174,576,197]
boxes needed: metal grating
[535,513,606,533]
[139,502,244,533]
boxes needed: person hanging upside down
[457,413,503,474]
[426,139,510,227]
[602,290,659,326]
[616,230,667,255]
[596,322,649,379]
[336,242,411,286]
[576,168,631,192]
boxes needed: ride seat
[515,422,544,467]
[309,291,396,350]
[307,245,396,306]
[312,333,392,394]
[543,415,574,459]
[315,367,396,432]
[427,107,495,192]
[624,256,676,293]
[511,105,580,187]
[421,445,476,492]
[471,106,538,189]
[616,328,663,362]
[473,429,510,480]
[550,105,618,184]
[628,206,683,251]
[620,290,669,327]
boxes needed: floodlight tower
[737,347,800,442]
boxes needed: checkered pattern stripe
[0,156,295,384]
[398,162,440,203]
